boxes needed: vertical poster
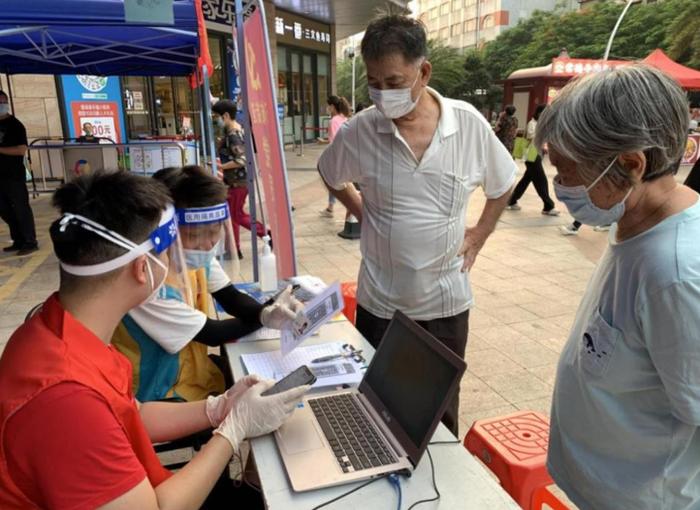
[60,75,126,143]
[243,8,296,278]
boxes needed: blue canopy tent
[0,0,199,76]
[0,0,218,173]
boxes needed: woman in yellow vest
[113,166,306,402]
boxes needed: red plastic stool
[464,410,552,510]
[531,486,569,510]
[340,281,357,324]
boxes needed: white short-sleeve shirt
[548,200,700,509]
[318,88,516,320]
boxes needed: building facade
[3,0,406,151]
[415,0,577,50]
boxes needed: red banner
[243,8,296,278]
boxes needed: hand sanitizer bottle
[260,235,277,292]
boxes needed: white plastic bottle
[259,235,277,292]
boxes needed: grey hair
[535,64,689,186]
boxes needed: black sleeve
[212,284,265,324]
[192,317,261,346]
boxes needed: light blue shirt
[549,199,700,510]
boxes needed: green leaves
[482,0,700,80]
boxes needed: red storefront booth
[502,49,700,130]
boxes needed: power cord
[310,474,391,510]
[308,440,460,509]
[402,440,460,509]
[388,473,402,510]
[406,448,439,509]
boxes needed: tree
[482,0,700,80]
[424,39,467,98]
[665,0,700,69]
[337,57,369,107]
[337,39,467,108]
[461,50,502,113]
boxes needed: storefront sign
[60,75,127,143]
[683,134,700,165]
[244,8,296,277]
[274,16,330,44]
[274,9,331,52]
[552,58,627,77]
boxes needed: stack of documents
[241,342,363,389]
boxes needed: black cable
[310,474,391,510]
[311,442,457,509]
[406,448,440,510]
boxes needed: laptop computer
[274,310,467,491]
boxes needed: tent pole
[201,65,218,177]
[235,0,260,281]
[5,74,15,114]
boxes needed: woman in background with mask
[112,166,307,402]
[319,95,351,218]
[536,64,700,510]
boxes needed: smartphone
[261,365,317,396]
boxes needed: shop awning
[643,49,700,90]
[0,0,203,76]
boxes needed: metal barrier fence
[27,138,195,193]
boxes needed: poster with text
[243,8,297,278]
[60,75,126,143]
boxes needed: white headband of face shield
[58,205,177,277]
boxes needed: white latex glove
[260,286,308,334]
[205,374,260,427]
[214,379,310,451]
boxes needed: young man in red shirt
[0,170,307,509]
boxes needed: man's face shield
[176,203,240,282]
[57,204,194,306]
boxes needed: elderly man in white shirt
[317,15,516,435]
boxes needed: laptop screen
[360,311,466,463]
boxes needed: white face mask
[368,63,424,119]
[183,244,219,269]
[553,157,633,226]
[0,103,10,116]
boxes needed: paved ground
[0,145,692,505]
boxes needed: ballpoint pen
[310,350,363,364]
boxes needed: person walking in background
[0,90,37,256]
[319,96,351,218]
[212,99,266,260]
[494,104,518,154]
[506,104,559,216]
[559,221,611,236]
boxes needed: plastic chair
[340,281,357,324]
[531,486,569,510]
[464,410,552,509]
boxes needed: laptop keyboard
[309,393,397,473]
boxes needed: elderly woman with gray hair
[537,64,700,509]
